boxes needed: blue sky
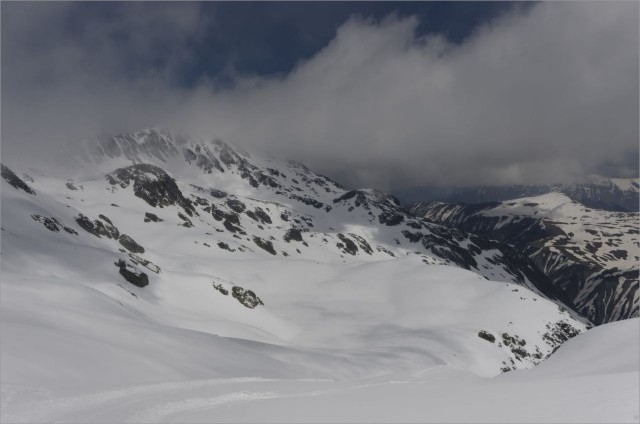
[1,2,637,189]
[174,2,517,85]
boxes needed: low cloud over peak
[2,2,638,190]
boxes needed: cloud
[2,2,638,190]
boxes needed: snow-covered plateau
[1,129,638,422]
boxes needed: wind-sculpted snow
[411,193,640,324]
[3,129,618,422]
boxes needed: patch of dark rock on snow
[144,212,163,222]
[226,199,246,213]
[210,189,227,199]
[223,219,244,234]
[348,233,373,255]
[247,208,272,225]
[1,164,35,195]
[402,230,423,243]
[178,212,194,228]
[378,211,405,226]
[232,286,264,309]
[212,282,229,295]
[119,234,145,253]
[542,321,581,353]
[115,259,149,288]
[75,214,120,239]
[283,228,304,243]
[336,233,358,255]
[290,194,324,209]
[217,241,235,252]
[501,333,529,361]
[31,215,61,232]
[253,236,277,255]
[106,164,195,216]
[478,330,495,343]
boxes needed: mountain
[410,193,639,324]
[0,128,603,421]
[398,176,639,212]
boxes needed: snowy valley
[1,129,638,422]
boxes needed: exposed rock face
[209,189,227,199]
[337,233,359,255]
[212,282,229,295]
[182,145,224,174]
[177,212,194,228]
[478,330,495,343]
[75,214,120,239]
[410,196,639,324]
[106,164,195,216]
[1,164,35,195]
[253,236,276,255]
[144,212,162,222]
[119,234,145,253]
[31,215,61,232]
[412,177,639,212]
[283,228,304,243]
[31,215,78,235]
[115,259,149,288]
[226,199,246,213]
[231,286,264,309]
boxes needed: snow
[1,133,638,422]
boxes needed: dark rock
[349,233,373,255]
[379,211,405,226]
[253,236,277,255]
[31,215,60,232]
[66,182,78,191]
[210,189,227,199]
[217,241,235,252]
[253,208,272,224]
[283,228,304,243]
[106,164,195,216]
[402,230,423,243]
[290,194,324,209]
[337,234,358,255]
[115,259,149,288]
[231,286,264,308]
[178,212,194,228]
[63,226,78,235]
[144,212,163,222]
[119,234,145,253]
[212,282,229,295]
[478,330,496,343]
[75,214,120,239]
[227,199,247,213]
[1,164,35,195]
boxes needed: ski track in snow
[2,378,392,423]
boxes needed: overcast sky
[2,1,638,190]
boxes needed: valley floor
[2,318,638,423]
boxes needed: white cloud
[2,2,638,189]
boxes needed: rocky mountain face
[2,128,589,380]
[410,194,639,324]
[402,177,639,212]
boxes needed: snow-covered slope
[2,129,625,422]
[411,192,640,324]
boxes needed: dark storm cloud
[2,2,638,189]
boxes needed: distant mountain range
[410,193,639,324]
[398,176,639,212]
